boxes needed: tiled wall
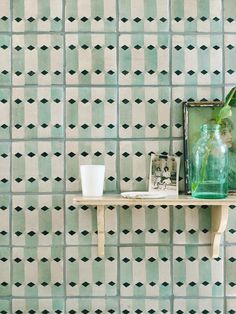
[1,0,236,313]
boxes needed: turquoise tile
[13,0,63,31]
[65,0,116,32]
[120,246,171,297]
[120,205,170,244]
[120,299,170,314]
[0,196,10,246]
[119,87,170,138]
[0,143,10,193]
[119,34,170,86]
[173,246,224,297]
[0,300,10,314]
[12,87,64,139]
[174,298,224,313]
[12,34,63,86]
[171,0,222,32]
[66,298,119,313]
[66,195,117,246]
[12,195,64,246]
[226,246,236,296]
[66,246,117,296]
[12,141,64,193]
[66,34,117,85]
[66,87,117,138]
[0,247,10,297]
[66,141,117,192]
[226,205,236,243]
[119,140,170,191]
[12,247,64,297]
[172,35,223,85]
[225,35,236,84]
[12,299,64,314]
[119,0,169,32]
[0,35,11,85]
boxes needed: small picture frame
[149,154,180,196]
[183,101,236,194]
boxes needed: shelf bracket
[211,205,228,258]
[97,205,105,257]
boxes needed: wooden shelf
[73,194,236,258]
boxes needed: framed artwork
[149,153,180,196]
[183,101,236,194]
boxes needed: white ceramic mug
[80,165,105,197]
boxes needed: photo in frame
[183,101,236,194]
[149,153,180,196]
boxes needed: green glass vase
[191,124,228,199]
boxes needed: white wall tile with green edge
[171,86,223,137]
[171,0,222,33]
[0,89,10,140]
[226,246,236,296]
[66,246,117,296]
[172,140,184,191]
[12,195,64,247]
[0,1,10,32]
[172,35,223,85]
[119,140,170,191]
[12,141,64,193]
[66,195,117,246]
[224,0,236,32]
[0,300,10,314]
[0,35,11,86]
[173,246,224,297]
[12,0,63,32]
[12,87,64,139]
[226,206,236,243]
[120,299,170,314]
[12,299,64,314]
[120,246,171,297]
[119,34,170,86]
[174,298,224,314]
[226,299,236,314]
[66,87,117,139]
[173,205,211,244]
[66,141,117,192]
[66,33,117,85]
[65,0,116,32]
[0,196,10,246]
[12,247,64,297]
[225,35,236,84]
[119,87,170,139]
[0,143,10,193]
[66,298,119,314]
[12,34,63,86]
[119,0,169,32]
[0,248,10,297]
[120,204,170,244]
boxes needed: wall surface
[0,0,236,313]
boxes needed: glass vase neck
[200,124,220,134]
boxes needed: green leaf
[216,105,232,124]
[225,87,236,107]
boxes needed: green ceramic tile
[226,246,236,296]
[226,205,236,243]
[12,247,64,297]
[12,141,64,193]
[12,87,64,139]
[173,246,224,297]
[120,246,171,297]
[224,0,236,32]
[66,298,119,313]
[0,1,10,32]
[172,140,184,191]
[0,143,10,193]
[0,248,10,297]
[65,0,116,32]
[119,0,169,32]
[0,196,10,246]
[227,299,236,313]
[66,246,117,296]
[119,87,170,138]
[13,0,63,31]
[66,87,117,138]
[13,34,63,86]
[225,35,236,84]
[12,299,64,314]
[0,35,11,85]
[66,141,117,192]
[66,34,117,85]
[120,299,170,314]
[0,300,10,314]
[12,195,64,246]
[171,0,222,32]
[174,298,224,314]
[66,195,117,245]
[172,35,223,85]
[120,205,170,244]
[119,140,170,191]
[0,89,10,139]
[119,34,170,86]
